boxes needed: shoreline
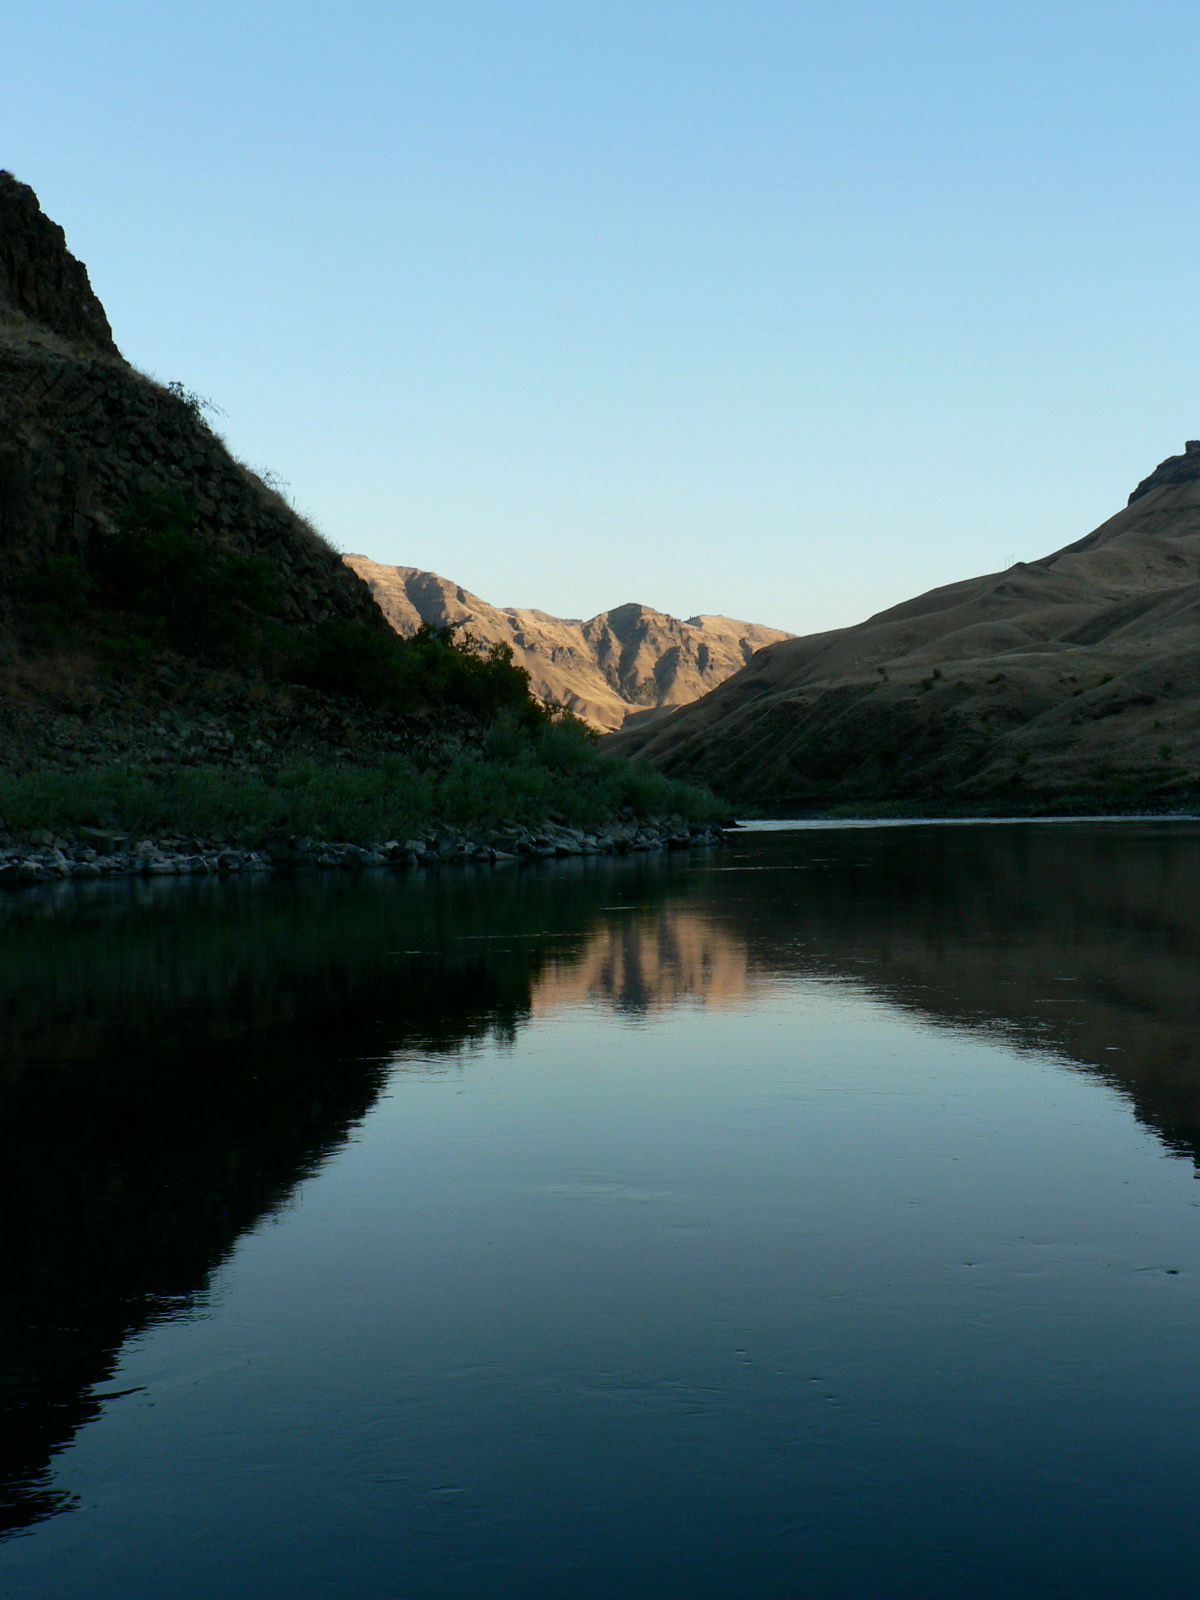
[729,793,1199,821]
[736,811,1200,831]
[0,817,727,888]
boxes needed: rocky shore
[0,816,728,887]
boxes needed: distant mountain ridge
[612,448,1200,809]
[345,557,792,731]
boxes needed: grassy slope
[611,471,1200,814]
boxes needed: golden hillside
[346,557,790,732]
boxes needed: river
[2,822,1198,1598]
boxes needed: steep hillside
[345,557,791,731]
[0,174,721,852]
[613,453,1200,810]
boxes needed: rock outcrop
[1127,440,1200,504]
[345,557,791,731]
[0,172,116,355]
[612,452,1200,810]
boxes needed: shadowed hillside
[612,456,1200,810]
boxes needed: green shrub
[94,488,546,725]
[0,743,721,843]
[294,619,545,724]
[96,629,158,670]
[165,381,225,426]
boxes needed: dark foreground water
[2,823,1199,1599]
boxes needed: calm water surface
[2,823,1199,1598]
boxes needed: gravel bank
[0,818,727,887]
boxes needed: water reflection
[531,825,1200,1167]
[706,824,1200,1163]
[1,823,1198,1546]
[533,906,754,1015]
[0,861,681,1535]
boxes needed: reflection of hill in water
[531,825,1200,1177]
[530,824,1200,1164]
[533,907,754,1014]
[3,826,1198,1537]
[0,861,674,1537]
[711,825,1200,1165]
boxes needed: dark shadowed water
[2,822,1199,1599]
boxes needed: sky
[5,1,1199,634]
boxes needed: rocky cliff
[612,455,1200,810]
[345,557,791,731]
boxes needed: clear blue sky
[6,1,1198,633]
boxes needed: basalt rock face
[612,456,1200,810]
[345,557,791,732]
[0,173,116,355]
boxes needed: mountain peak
[0,171,118,356]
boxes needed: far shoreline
[737,811,1200,831]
